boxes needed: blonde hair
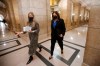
[28,12,34,18]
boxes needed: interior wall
[5,0,17,31]
[1,0,90,40]
[0,0,51,40]
[5,0,51,40]
[18,0,51,40]
[58,0,89,31]
[59,0,72,31]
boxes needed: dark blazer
[51,18,66,36]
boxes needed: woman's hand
[15,32,22,38]
[15,32,19,36]
[28,30,32,33]
[16,31,23,35]
[15,32,20,35]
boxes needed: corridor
[0,22,88,66]
[0,0,100,66]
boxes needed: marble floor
[0,22,88,66]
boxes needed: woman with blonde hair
[16,12,42,64]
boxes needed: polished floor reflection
[0,22,88,66]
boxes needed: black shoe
[17,35,21,38]
[61,50,63,54]
[26,56,33,65]
[49,56,53,60]
[39,47,42,52]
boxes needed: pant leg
[29,33,32,41]
[28,40,36,56]
[57,36,63,50]
[28,37,38,56]
[35,36,41,48]
[51,36,56,56]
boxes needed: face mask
[29,17,33,22]
[53,16,58,20]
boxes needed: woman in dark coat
[49,11,66,59]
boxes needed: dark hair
[52,11,60,20]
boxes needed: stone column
[11,0,21,31]
[6,0,17,31]
[59,0,72,30]
[74,2,80,27]
[83,5,100,66]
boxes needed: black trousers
[51,35,63,56]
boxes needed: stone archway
[0,0,13,30]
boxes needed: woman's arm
[30,22,40,33]
[59,19,66,37]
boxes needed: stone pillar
[73,2,80,27]
[83,5,100,66]
[6,0,17,31]
[11,0,21,31]
[59,0,72,30]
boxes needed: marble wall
[59,0,70,30]
[18,0,51,40]
[2,0,89,40]
[6,0,17,30]
[5,0,51,40]
[58,0,88,30]
[83,5,100,66]
[73,2,80,27]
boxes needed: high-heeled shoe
[26,56,33,64]
[61,50,63,54]
[49,56,53,60]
